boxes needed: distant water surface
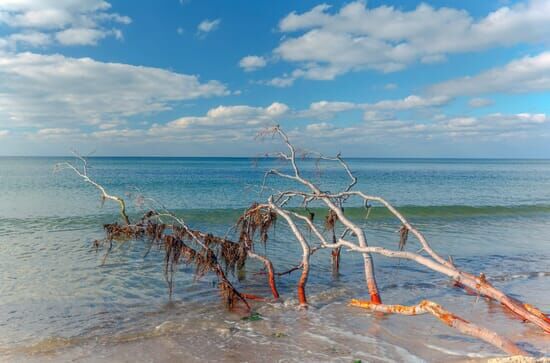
[0,157,549,362]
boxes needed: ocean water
[0,157,549,362]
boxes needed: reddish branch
[350,299,528,357]
[247,251,279,299]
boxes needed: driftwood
[57,127,550,357]
[55,158,279,310]
[350,299,528,356]
[55,152,130,225]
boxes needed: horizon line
[1,155,550,160]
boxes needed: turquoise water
[0,157,549,362]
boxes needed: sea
[0,157,549,362]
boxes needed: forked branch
[55,153,130,225]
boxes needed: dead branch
[350,299,528,357]
[249,125,550,355]
[61,127,550,357]
[263,126,381,304]
[258,126,549,334]
[55,153,130,225]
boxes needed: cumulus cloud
[239,55,267,72]
[12,98,548,152]
[307,100,357,114]
[197,18,221,35]
[300,95,451,119]
[438,113,548,138]
[302,112,549,142]
[150,102,289,139]
[4,31,52,47]
[0,52,228,128]
[32,128,79,140]
[0,0,130,48]
[265,75,297,88]
[370,95,450,110]
[55,27,106,45]
[429,51,550,97]
[270,0,550,82]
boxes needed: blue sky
[0,0,549,157]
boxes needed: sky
[0,0,549,157]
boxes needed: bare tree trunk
[266,127,382,303]
[331,247,340,277]
[269,198,310,307]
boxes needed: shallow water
[0,158,549,362]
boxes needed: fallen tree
[56,128,550,357]
[55,154,280,309]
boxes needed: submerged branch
[350,299,528,357]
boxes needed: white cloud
[265,75,296,88]
[516,113,547,123]
[370,95,450,110]
[36,127,74,135]
[7,31,52,47]
[90,128,144,139]
[308,100,357,114]
[55,27,106,45]
[300,95,450,119]
[0,52,229,128]
[304,122,332,132]
[429,51,550,97]
[98,121,124,130]
[34,128,78,139]
[0,130,9,137]
[301,112,549,142]
[149,102,289,140]
[239,55,267,72]
[468,98,494,108]
[0,0,130,48]
[438,113,548,138]
[271,0,550,82]
[197,18,220,35]
[292,98,548,143]
[9,97,547,152]
[384,83,398,90]
[363,110,393,122]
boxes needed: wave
[1,204,549,237]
